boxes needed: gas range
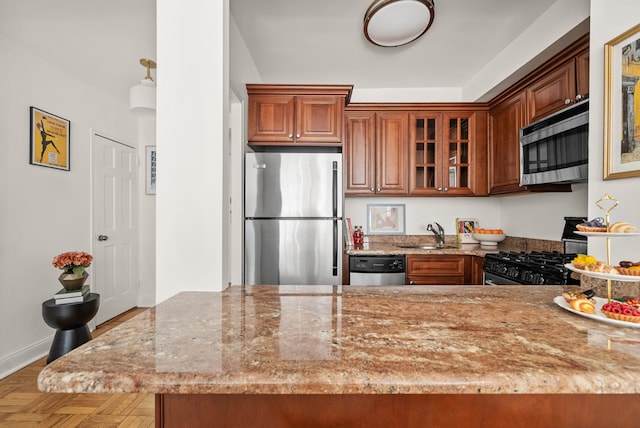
[483,251,578,285]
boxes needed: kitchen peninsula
[38,285,640,427]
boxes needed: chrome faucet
[427,222,445,246]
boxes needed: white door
[92,132,139,325]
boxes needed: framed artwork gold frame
[604,22,640,180]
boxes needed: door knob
[98,235,109,241]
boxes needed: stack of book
[53,284,90,305]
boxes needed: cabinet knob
[377,187,381,192]
[437,187,442,191]
[98,235,109,241]
[575,94,583,101]
[288,134,293,138]
[370,187,375,192]
[296,134,301,139]
[444,187,448,192]
[564,98,573,105]
[409,280,414,285]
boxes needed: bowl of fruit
[472,228,506,247]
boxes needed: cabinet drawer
[407,275,465,285]
[406,255,466,276]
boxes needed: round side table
[42,293,100,363]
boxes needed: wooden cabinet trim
[247,84,353,103]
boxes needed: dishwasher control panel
[349,255,405,273]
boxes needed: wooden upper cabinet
[409,110,487,196]
[525,46,589,124]
[344,112,376,194]
[488,36,588,195]
[376,112,408,194]
[248,95,295,142]
[295,96,343,143]
[526,61,576,124]
[247,84,353,147]
[489,93,525,194]
[344,111,408,195]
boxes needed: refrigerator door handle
[332,161,338,217]
[333,219,339,276]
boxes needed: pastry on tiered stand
[571,254,596,270]
[601,300,640,323]
[616,261,640,276]
[609,222,638,233]
[562,289,596,314]
[576,217,606,232]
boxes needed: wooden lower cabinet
[406,255,471,285]
[156,393,640,428]
[471,255,485,285]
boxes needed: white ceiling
[2,0,568,105]
[230,0,559,89]
[0,0,156,104]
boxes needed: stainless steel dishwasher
[349,255,406,285]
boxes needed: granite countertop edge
[37,286,640,395]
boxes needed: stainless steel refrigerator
[244,152,343,285]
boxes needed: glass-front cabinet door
[409,111,476,196]
[409,112,441,195]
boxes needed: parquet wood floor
[0,308,154,427]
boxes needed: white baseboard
[0,335,52,380]
[137,292,156,308]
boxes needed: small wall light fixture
[129,58,157,114]
[363,0,435,47]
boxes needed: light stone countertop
[38,285,640,395]
[345,235,564,256]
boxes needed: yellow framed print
[29,106,70,171]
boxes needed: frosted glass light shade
[129,79,156,114]
[364,0,435,47]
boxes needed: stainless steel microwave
[519,100,589,186]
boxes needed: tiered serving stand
[558,194,640,328]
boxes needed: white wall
[0,34,137,377]
[137,116,157,307]
[346,197,501,237]
[346,183,587,241]
[155,0,230,302]
[588,0,640,264]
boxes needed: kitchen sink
[395,244,457,250]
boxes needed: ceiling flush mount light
[129,58,157,114]
[364,0,435,47]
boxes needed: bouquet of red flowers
[52,251,93,275]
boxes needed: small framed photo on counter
[456,218,479,244]
[366,204,405,235]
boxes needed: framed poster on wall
[146,146,156,195]
[29,107,70,171]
